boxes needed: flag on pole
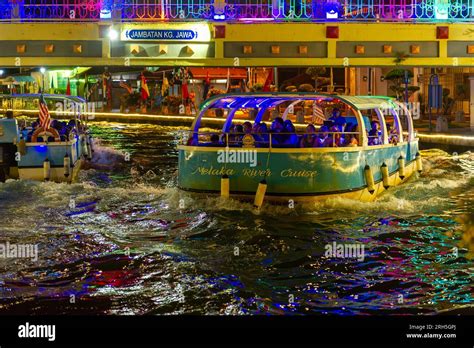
[182,79,189,101]
[39,94,51,130]
[202,71,210,100]
[262,68,273,92]
[161,75,169,97]
[66,78,71,95]
[225,68,231,92]
[141,74,150,100]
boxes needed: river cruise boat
[177,93,422,207]
[0,94,91,183]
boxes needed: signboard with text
[123,29,198,41]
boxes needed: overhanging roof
[0,94,86,103]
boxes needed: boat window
[383,114,403,144]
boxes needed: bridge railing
[0,1,473,22]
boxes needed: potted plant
[384,69,420,102]
[305,67,327,91]
[250,83,263,92]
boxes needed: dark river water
[0,122,473,315]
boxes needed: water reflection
[0,122,472,315]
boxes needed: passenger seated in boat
[300,124,317,148]
[387,124,399,144]
[280,120,299,147]
[315,125,330,147]
[209,134,221,147]
[328,108,341,122]
[328,125,341,147]
[232,124,244,146]
[270,117,285,146]
[243,121,252,134]
[254,122,269,147]
[368,121,382,145]
[26,121,39,142]
[343,124,359,147]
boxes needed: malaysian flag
[39,94,51,129]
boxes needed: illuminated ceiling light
[73,44,83,54]
[298,45,308,54]
[355,45,365,54]
[40,67,46,74]
[410,45,420,54]
[16,44,26,53]
[158,44,168,55]
[383,45,392,54]
[0,70,4,76]
[44,44,54,53]
[130,44,140,55]
[108,28,119,40]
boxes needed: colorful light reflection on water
[0,122,472,315]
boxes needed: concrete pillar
[470,77,474,130]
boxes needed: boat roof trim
[0,94,86,103]
[199,93,397,112]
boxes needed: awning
[12,76,35,83]
[189,68,247,80]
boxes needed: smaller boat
[0,94,92,183]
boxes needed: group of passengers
[197,108,400,148]
[210,116,359,148]
[22,118,82,142]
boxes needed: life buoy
[31,127,61,143]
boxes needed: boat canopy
[0,93,86,104]
[191,93,414,144]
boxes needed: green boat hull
[178,140,419,200]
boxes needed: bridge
[0,1,473,67]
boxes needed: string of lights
[0,0,470,22]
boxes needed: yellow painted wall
[0,22,474,66]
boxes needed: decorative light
[213,14,226,20]
[40,67,46,74]
[325,1,340,19]
[0,69,4,76]
[434,0,450,20]
[108,28,119,40]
